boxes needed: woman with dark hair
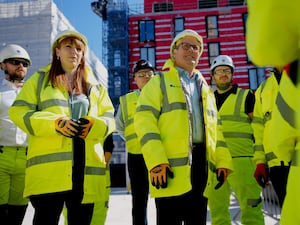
[9,30,115,225]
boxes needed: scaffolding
[91,0,129,109]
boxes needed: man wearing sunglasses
[115,59,154,225]
[0,44,31,225]
[208,55,264,225]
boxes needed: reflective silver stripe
[208,161,216,172]
[265,152,277,162]
[140,133,160,146]
[39,99,68,110]
[85,166,106,175]
[252,116,264,125]
[24,111,36,135]
[124,118,133,127]
[217,118,222,125]
[221,115,250,123]
[254,144,264,152]
[291,150,298,166]
[136,105,161,119]
[216,140,227,148]
[26,152,72,168]
[169,157,188,167]
[125,133,137,142]
[234,88,244,115]
[12,99,37,110]
[160,72,186,114]
[276,92,295,128]
[223,132,253,139]
[248,197,262,207]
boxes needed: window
[198,0,217,9]
[175,17,184,36]
[153,2,173,12]
[139,20,155,43]
[248,67,266,90]
[140,47,156,69]
[208,42,220,65]
[229,0,245,6]
[243,13,248,34]
[206,16,218,38]
[114,50,121,67]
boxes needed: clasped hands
[55,117,94,139]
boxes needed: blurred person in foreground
[246,1,300,224]
[9,30,115,225]
[134,29,233,225]
[115,59,154,225]
[0,44,31,225]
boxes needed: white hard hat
[52,29,88,53]
[170,29,203,58]
[0,44,31,65]
[210,55,234,75]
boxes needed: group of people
[0,26,294,225]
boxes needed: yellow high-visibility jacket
[119,91,141,154]
[218,87,254,157]
[134,59,233,198]
[246,0,300,67]
[252,73,290,167]
[9,65,115,203]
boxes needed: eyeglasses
[214,68,232,75]
[135,70,154,78]
[178,42,201,52]
[5,59,29,67]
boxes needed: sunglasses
[6,59,29,67]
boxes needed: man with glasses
[208,55,264,225]
[115,59,154,225]
[0,44,31,225]
[134,30,233,224]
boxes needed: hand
[254,163,269,188]
[150,164,174,189]
[55,117,79,138]
[215,168,227,190]
[77,117,94,139]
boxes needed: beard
[7,71,26,81]
[217,82,231,91]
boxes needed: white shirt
[0,79,27,146]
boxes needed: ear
[55,48,60,58]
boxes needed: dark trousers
[30,138,93,225]
[127,153,149,225]
[30,191,94,225]
[270,165,290,207]
[155,143,208,225]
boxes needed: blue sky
[54,0,143,61]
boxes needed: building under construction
[0,0,108,87]
[92,0,129,109]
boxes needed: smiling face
[55,37,85,73]
[172,36,202,74]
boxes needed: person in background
[0,44,31,225]
[134,29,233,225]
[208,55,264,225]
[9,29,115,225]
[63,133,115,225]
[252,68,290,207]
[115,59,154,225]
[91,133,115,225]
